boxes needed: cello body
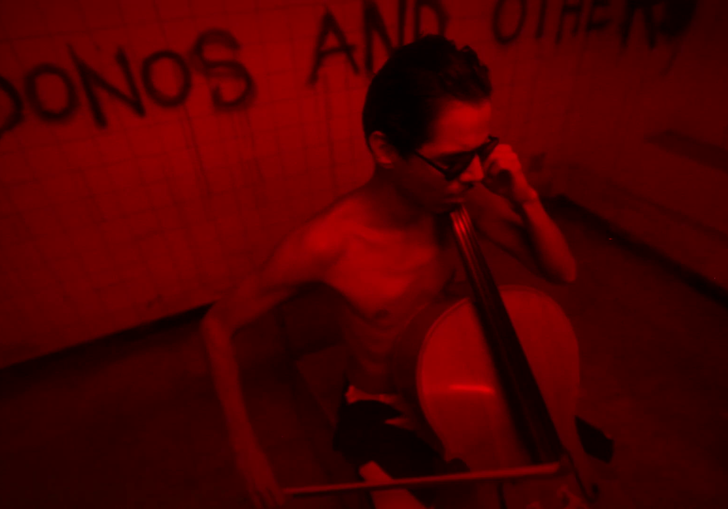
[393,286,599,508]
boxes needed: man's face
[394,99,492,213]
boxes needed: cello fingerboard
[449,206,563,464]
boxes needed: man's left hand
[481,144,538,205]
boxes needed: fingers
[246,480,285,508]
[485,156,520,177]
[261,483,287,508]
[273,482,287,506]
[249,490,265,509]
[237,446,286,508]
[250,489,283,509]
[482,161,512,189]
[480,143,533,203]
[482,147,522,195]
[494,168,512,187]
[262,488,280,508]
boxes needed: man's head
[362,35,494,213]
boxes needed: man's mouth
[449,185,474,198]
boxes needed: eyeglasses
[413,135,499,181]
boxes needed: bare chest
[325,223,459,332]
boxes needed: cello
[286,205,604,508]
[392,204,599,507]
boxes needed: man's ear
[368,131,399,168]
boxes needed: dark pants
[332,380,467,508]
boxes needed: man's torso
[316,188,465,394]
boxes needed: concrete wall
[0,0,721,368]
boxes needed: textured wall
[0,0,719,368]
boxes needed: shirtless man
[201,35,577,509]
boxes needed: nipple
[373,309,390,320]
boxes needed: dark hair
[362,35,492,158]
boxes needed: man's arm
[200,217,343,506]
[464,183,576,284]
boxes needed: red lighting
[448,384,495,395]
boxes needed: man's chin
[434,201,462,214]
[446,194,467,206]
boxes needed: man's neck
[362,166,435,232]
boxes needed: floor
[1,198,727,509]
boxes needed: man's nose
[458,155,485,183]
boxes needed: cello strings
[449,207,542,458]
[451,207,525,393]
[456,206,543,367]
[452,207,510,330]
[450,206,564,461]
[454,208,591,497]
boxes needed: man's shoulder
[289,188,368,262]
[304,188,369,239]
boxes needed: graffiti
[0,76,24,135]
[363,0,396,76]
[0,1,698,139]
[69,45,146,128]
[0,29,254,138]
[24,64,80,122]
[493,0,527,44]
[492,0,696,47]
[308,8,361,85]
[655,0,698,36]
[309,0,449,83]
[414,0,450,40]
[309,0,695,83]
[622,0,697,46]
[188,29,255,110]
[141,51,192,108]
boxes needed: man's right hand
[236,444,287,508]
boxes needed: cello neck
[449,205,563,464]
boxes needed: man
[201,35,577,509]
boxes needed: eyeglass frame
[412,135,500,181]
